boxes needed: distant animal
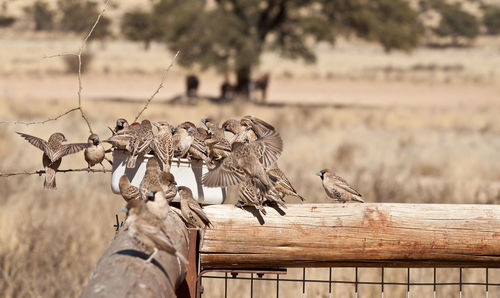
[315,169,364,203]
[252,73,269,103]
[186,75,199,98]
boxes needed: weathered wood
[80,211,189,298]
[200,203,500,268]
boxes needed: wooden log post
[200,203,500,268]
[80,210,191,298]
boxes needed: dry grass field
[1,19,500,298]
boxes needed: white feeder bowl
[111,150,226,204]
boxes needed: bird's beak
[153,122,160,128]
[63,137,68,142]
[315,171,322,177]
[173,181,177,185]
[93,137,100,145]
[171,127,177,134]
[201,118,207,124]
[146,191,154,201]
[119,206,128,213]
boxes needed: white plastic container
[111,150,226,204]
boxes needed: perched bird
[172,126,193,159]
[160,171,177,201]
[17,132,88,189]
[202,130,283,192]
[152,121,174,172]
[125,199,187,264]
[127,119,154,168]
[267,167,304,202]
[315,169,364,203]
[237,177,267,215]
[202,118,231,160]
[144,186,170,220]
[104,121,140,151]
[178,186,212,229]
[119,175,141,202]
[139,158,164,200]
[113,118,129,134]
[84,133,106,172]
[186,127,212,166]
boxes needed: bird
[240,115,276,138]
[237,177,267,215]
[202,130,283,192]
[125,199,187,264]
[267,166,304,202]
[139,158,164,200]
[160,171,177,201]
[222,119,257,144]
[84,133,106,172]
[144,186,170,220]
[202,118,231,160]
[109,118,129,135]
[315,169,364,203]
[119,175,141,202]
[152,121,174,172]
[178,186,212,229]
[17,132,88,189]
[127,119,154,168]
[185,127,212,166]
[172,125,193,159]
[104,121,140,151]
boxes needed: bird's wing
[17,132,49,153]
[202,155,246,187]
[249,116,275,132]
[54,143,89,160]
[268,168,297,193]
[190,137,208,155]
[250,130,283,168]
[188,199,212,227]
[333,175,362,197]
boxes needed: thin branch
[0,168,111,177]
[134,50,180,122]
[76,0,112,134]
[42,52,78,59]
[0,107,80,125]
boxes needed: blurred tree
[0,15,15,27]
[148,0,421,97]
[57,0,112,40]
[23,1,55,31]
[433,2,479,45]
[483,7,500,35]
[121,10,162,50]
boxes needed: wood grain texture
[80,211,189,298]
[200,203,500,268]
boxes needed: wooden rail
[80,211,191,298]
[200,203,500,268]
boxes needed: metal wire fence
[198,267,500,298]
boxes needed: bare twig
[134,50,180,122]
[0,168,111,177]
[42,53,78,59]
[0,107,80,125]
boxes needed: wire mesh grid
[198,267,500,298]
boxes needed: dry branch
[201,203,500,268]
[0,167,111,177]
[0,107,80,125]
[134,51,180,122]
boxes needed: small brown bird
[144,186,170,220]
[240,115,275,138]
[172,126,193,159]
[104,121,140,151]
[178,186,212,229]
[237,177,267,215]
[152,121,174,172]
[119,175,141,202]
[109,118,129,135]
[202,130,283,191]
[222,119,257,144]
[84,133,106,172]
[186,127,212,166]
[267,167,304,202]
[125,199,187,264]
[315,169,364,203]
[139,158,163,200]
[202,118,231,160]
[17,132,88,189]
[127,119,154,168]
[160,171,177,201]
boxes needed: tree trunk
[235,66,251,99]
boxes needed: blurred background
[0,0,499,297]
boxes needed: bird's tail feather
[353,196,365,203]
[44,167,56,190]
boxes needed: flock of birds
[17,115,364,263]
